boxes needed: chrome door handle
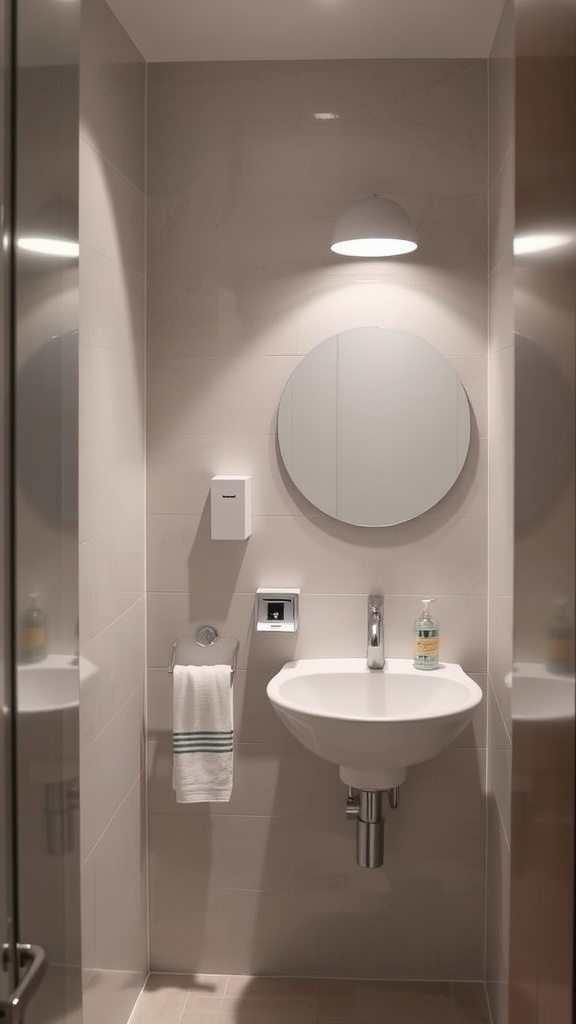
[0,943,46,1023]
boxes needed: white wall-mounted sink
[267,657,482,790]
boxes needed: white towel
[172,664,233,803]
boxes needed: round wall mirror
[277,326,471,527]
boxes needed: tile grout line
[449,980,457,1023]
[216,974,231,1024]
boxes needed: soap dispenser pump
[413,598,439,670]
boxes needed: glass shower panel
[13,0,81,1021]
[511,0,576,1020]
[0,0,15,1002]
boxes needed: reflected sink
[267,657,483,790]
[505,662,575,722]
[16,654,92,784]
[18,654,79,715]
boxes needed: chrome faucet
[367,595,384,670]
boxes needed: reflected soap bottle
[413,598,439,670]
[21,592,47,663]
[546,598,574,675]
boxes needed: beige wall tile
[487,797,511,960]
[488,0,514,188]
[147,271,488,360]
[148,353,298,437]
[81,140,145,274]
[81,856,97,971]
[488,345,514,444]
[147,191,486,283]
[291,808,484,897]
[488,152,514,274]
[488,254,514,354]
[381,595,488,673]
[147,430,487,521]
[79,3,147,1015]
[488,604,513,733]
[453,981,491,1023]
[147,512,487,599]
[80,0,145,189]
[96,871,148,971]
[488,688,512,841]
[488,438,514,536]
[92,780,145,951]
[80,597,145,745]
[80,247,145,353]
[218,888,483,978]
[149,885,228,973]
[147,57,489,981]
[156,650,487,744]
[486,8,514,1009]
[148,812,295,891]
[81,688,144,856]
[147,738,345,819]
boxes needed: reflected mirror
[277,326,471,527]
[17,331,78,525]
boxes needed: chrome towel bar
[168,626,239,683]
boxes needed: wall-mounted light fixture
[331,195,417,258]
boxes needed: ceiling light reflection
[514,231,573,255]
[18,236,79,258]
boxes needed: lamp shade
[331,196,417,258]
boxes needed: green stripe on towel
[173,738,234,745]
[174,748,234,754]
[173,729,234,754]
[171,729,231,737]
[174,746,234,752]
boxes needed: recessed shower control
[255,589,300,632]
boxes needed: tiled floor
[129,974,491,1024]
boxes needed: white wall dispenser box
[211,476,252,540]
[255,589,300,632]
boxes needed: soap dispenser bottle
[413,598,439,670]
[21,592,47,663]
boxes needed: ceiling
[105,0,507,63]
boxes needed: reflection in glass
[510,1,576,1014]
[14,0,81,1021]
[0,0,16,1005]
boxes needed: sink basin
[267,657,482,789]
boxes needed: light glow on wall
[18,236,79,258]
[514,231,573,255]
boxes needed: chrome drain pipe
[346,786,399,868]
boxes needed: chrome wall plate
[255,588,300,632]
